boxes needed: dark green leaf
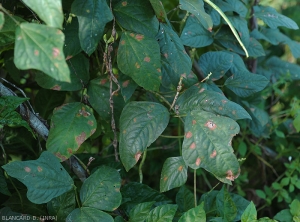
[180,14,213,48]
[80,165,121,211]
[157,23,192,89]
[198,51,233,81]
[47,190,75,222]
[208,0,233,26]
[22,0,63,29]
[227,15,250,47]
[178,202,206,222]
[117,32,161,91]
[2,151,74,204]
[179,0,213,31]
[241,202,257,222]
[182,110,240,184]
[14,23,70,82]
[119,101,169,171]
[115,216,126,222]
[63,18,82,58]
[160,157,188,192]
[231,193,250,221]
[254,6,298,30]
[225,0,248,17]
[176,186,194,212]
[274,209,293,222]
[47,102,97,161]
[0,15,24,47]
[66,207,114,222]
[119,72,138,102]
[146,204,177,222]
[150,0,168,23]
[129,201,155,222]
[0,168,11,196]
[114,0,159,37]
[71,0,113,55]
[176,83,251,120]
[0,207,35,222]
[266,56,300,80]
[216,186,237,221]
[199,190,218,215]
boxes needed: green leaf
[231,193,250,221]
[179,0,213,31]
[66,207,114,222]
[216,186,237,221]
[129,201,155,222]
[176,83,251,120]
[266,56,300,80]
[63,18,82,58]
[227,15,250,47]
[225,0,248,17]
[0,207,35,222]
[256,190,266,199]
[0,168,11,196]
[71,0,113,55]
[114,0,159,37]
[160,157,188,192]
[0,12,4,30]
[150,0,168,23]
[180,14,213,48]
[47,190,75,222]
[47,102,97,161]
[146,204,177,222]
[225,71,269,97]
[182,110,240,184]
[208,0,234,26]
[274,209,293,222]
[117,32,161,91]
[0,15,24,47]
[14,23,70,82]
[238,141,247,157]
[35,53,89,91]
[281,177,290,187]
[157,23,192,89]
[179,202,206,222]
[1,151,74,204]
[119,72,138,102]
[241,202,257,222]
[290,199,300,217]
[198,51,233,81]
[176,186,195,212]
[254,6,298,30]
[22,0,63,29]
[80,165,121,211]
[293,115,300,132]
[119,101,169,171]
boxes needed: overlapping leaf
[150,0,168,23]
[178,203,206,222]
[227,15,250,47]
[179,0,213,31]
[114,0,159,37]
[2,151,74,204]
[129,202,155,222]
[14,23,70,82]
[117,32,161,91]
[225,0,248,17]
[71,0,113,55]
[216,186,237,221]
[182,110,240,184]
[157,23,192,89]
[176,186,194,212]
[47,102,97,161]
[66,207,113,222]
[119,102,169,171]
[0,15,24,47]
[254,6,298,30]
[208,0,233,26]
[266,56,300,80]
[241,202,257,222]
[146,204,178,222]
[63,18,82,59]
[176,83,251,120]
[160,157,187,192]
[22,0,63,29]
[119,72,138,102]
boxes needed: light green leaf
[256,190,266,199]
[14,23,70,82]
[178,202,206,222]
[290,199,300,217]
[22,0,63,29]
[150,0,168,23]
[2,151,74,204]
[182,110,240,184]
[47,102,97,161]
[254,5,298,30]
[66,207,113,222]
[80,166,121,211]
[293,115,300,132]
[266,56,300,80]
[160,157,188,192]
[114,0,159,37]
[71,0,113,55]
[146,204,177,222]
[180,14,213,48]
[119,102,169,171]
[117,32,161,91]
[179,0,213,31]
[216,186,237,221]
[0,12,4,30]
[241,202,257,222]
[176,186,194,212]
[129,201,155,222]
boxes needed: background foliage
[0,0,300,221]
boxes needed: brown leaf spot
[52,47,60,58]
[88,120,94,126]
[205,121,217,130]
[55,152,67,161]
[208,27,213,32]
[199,88,205,93]
[192,120,196,125]
[232,110,236,115]
[185,131,192,138]
[135,34,144,41]
[226,170,235,181]
[122,1,127,6]
[37,166,42,172]
[86,9,90,13]
[222,100,227,104]
[135,151,142,162]
[178,165,183,171]
[66,55,73,60]
[34,50,39,56]
[122,80,130,87]
[157,68,161,73]
[144,57,150,62]
[133,118,137,122]
[190,142,196,149]
[76,132,86,147]
[210,150,217,158]
[24,167,31,173]
[135,62,140,69]
[78,107,91,117]
[219,107,223,110]
[67,148,73,154]
[123,130,126,134]
[195,157,201,166]
[164,53,168,58]
[90,128,96,135]
[100,79,107,85]
[51,85,61,91]
[163,176,168,181]
[120,40,125,45]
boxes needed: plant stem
[178,119,182,156]
[194,169,197,207]
[0,4,20,25]
[159,134,184,138]
[139,149,147,183]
